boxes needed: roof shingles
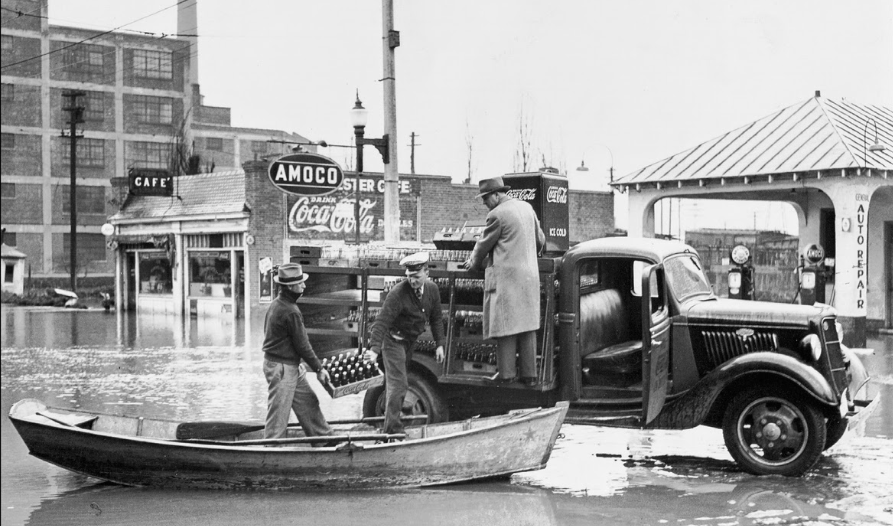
[111,170,247,222]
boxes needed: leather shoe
[492,374,517,384]
[520,377,538,387]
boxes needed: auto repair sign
[268,153,344,196]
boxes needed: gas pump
[728,244,755,300]
[799,243,826,305]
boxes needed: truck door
[640,263,671,425]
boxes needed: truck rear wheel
[722,386,826,476]
[362,371,448,424]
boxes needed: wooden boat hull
[9,399,568,490]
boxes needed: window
[63,233,107,263]
[4,264,14,283]
[61,137,105,167]
[139,252,172,294]
[189,251,232,297]
[131,95,172,124]
[132,49,172,80]
[61,186,106,214]
[83,91,105,122]
[62,44,105,78]
[1,182,15,199]
[1,133,14,150]
[664,254,713,301]
[1,83,14,101]
[2,231,16,246]
[128,141,170,169]
[206,137,223,151]
[251,140,267,153]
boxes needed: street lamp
[862,117,886,167]
[349,91,389,245]
[577,144,614,187]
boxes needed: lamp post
[862,117,886,168]
[349,92,389,245]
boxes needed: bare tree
[513,102,534,172]
[169,109,215,176]
[464,119,475,184]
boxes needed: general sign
[129,168,172,197]
[268,152,344,197]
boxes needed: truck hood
[685,298,834,328]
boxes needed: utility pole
[407,132,420,174]
[62,90,85,291]
[381,0,400,242]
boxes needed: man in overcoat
[463,177,545,385]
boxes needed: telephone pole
[62,90,85,291]
[407,132,420,174]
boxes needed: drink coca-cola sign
[268,152,344,196]
[546,185,567,204]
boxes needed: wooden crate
[322,373,384,399]
[462,361,497,374]
[290,246,324,258]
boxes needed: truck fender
[648,352,838,430]
[409,351,444,382]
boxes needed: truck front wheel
[722,386,826,476]
[362,371,448,424]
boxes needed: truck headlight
[799,334,822,361]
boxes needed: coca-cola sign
[546,186,567,204]
[288,196,377,236]
[268,152,344,196]
[507,188,537,201]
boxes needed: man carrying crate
[262,263,334,440]
[365,252,446,436]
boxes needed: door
[640,263,670,425]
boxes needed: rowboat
[8,399,568,490]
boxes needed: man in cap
[262,262,334,440]
[463,176,545,386]
[365,252,445,435]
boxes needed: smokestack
[177,1,199,86]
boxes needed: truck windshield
[664,254,713,301]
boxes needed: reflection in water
[2,307,892,526]
[27,483,558,526]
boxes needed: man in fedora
[262,262,334,440]
[365,252,445,435]
[463,177,545,386]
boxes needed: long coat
[468,196,545,339]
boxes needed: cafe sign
[129,168,172,197]
[268,152,344,197]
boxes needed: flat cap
[399,251,429,271]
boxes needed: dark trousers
[495,330,537,380]
[380,335,414,434]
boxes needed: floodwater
[1,305,891,526]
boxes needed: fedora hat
[273,262,309,285]
[475,176,510,198]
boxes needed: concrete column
[825,179,876,346]
[625,190,656,238]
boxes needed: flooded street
[2,305,891,526]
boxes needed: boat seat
[579,288,642,383]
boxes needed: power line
[1,0,193,71]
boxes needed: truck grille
[701,330,779,369]
[822,317,847,392]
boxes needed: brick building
[109,162,613,318]
[1,0,308,282]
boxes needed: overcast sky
[49,0,893,234]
